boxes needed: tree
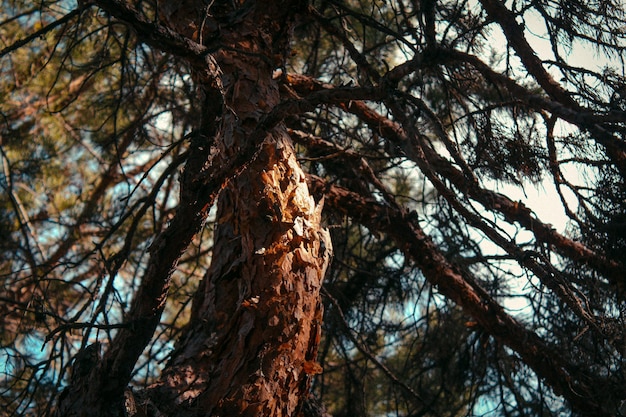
[0,0,625,416]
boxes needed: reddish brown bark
[150,137,330,416]
[143,2,332,416]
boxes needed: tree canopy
[1,0,625,416]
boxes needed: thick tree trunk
[149,135,331,416]
[145,2,332,416]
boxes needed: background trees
[0,0,625,416]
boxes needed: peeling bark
[143,2,332,416]
[150,135,330,416]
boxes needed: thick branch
[286,74,624,285]
[309,176,618,416]
[92,0,216,67]
[477,0,578,108]
[55,93,224,417]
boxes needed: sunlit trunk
[147,1,332,415]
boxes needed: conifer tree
[1,1,625,416]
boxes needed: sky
[485,7,621,235]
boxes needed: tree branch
[92,0,217,68]
[321,287,428,409]
[286,74,625,286]
[0,7,85,59]
[477,0,578,108]
[309,176,619,416]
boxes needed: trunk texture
[146,1,332,416]
[150,137,331,416]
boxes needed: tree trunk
[145,2,332,416]
[149,134,331,416]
